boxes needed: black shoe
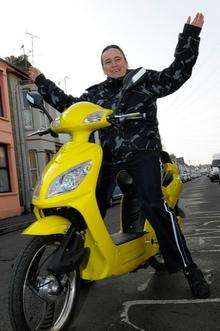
[185,267,210,299]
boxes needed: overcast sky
[1,0,220,165]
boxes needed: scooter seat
[110,231,146,245]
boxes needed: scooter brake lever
[107,115,121,126]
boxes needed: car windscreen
[212,159,220,167]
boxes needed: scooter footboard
[22,215,71,235]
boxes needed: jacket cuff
[182,23,201,38]
[35,73,46,86]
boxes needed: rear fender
[22,215,71,236]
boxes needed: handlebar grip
[39,129,58,138]
[108,113,146,125]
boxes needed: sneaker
[185,267,210,299]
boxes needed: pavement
[0,212,34,235]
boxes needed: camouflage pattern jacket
[35,24,201,164]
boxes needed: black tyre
[8,235,80,331]
[80,279,95,287]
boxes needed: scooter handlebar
[27,128,58,138]
[107,112,146,125]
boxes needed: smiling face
[101,48,128,79]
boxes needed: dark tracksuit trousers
[96,152,197,273]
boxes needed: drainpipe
[13,83,32,211]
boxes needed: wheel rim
[22,240,78,330]
[53,271,77,330]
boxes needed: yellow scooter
[9,69,183,331]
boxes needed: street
[0,175,220,331]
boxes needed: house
[0,58,22,218]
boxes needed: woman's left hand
[186,13,204,28]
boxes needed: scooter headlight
[84,111,104,123]
[47,160,92,198]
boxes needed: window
[45,150,53,164]
[29,150,38,188]
[0,144,11,192]
[22,89,33,128]
[39,110,49,128]
[0,87,4,117]
[55,144,61,153]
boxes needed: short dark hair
[101,45,127,66]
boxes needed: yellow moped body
[23,102,182,280]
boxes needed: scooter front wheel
[8,235,80,331]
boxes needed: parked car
[180,172,188,183]
[210,153,220,182]
[180,171,191,183]
[209,166,219,182]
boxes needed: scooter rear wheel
[8,235,80,331]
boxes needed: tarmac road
[0,175,219,331]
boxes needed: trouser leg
[127,153,196,273]
[96,162,117,218]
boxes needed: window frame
[28,149,39,189]
[0,144,11,193]
[0,86,4,117]
[45,150,54,165]
[21,89,34,129]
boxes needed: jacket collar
[105,69,131,89]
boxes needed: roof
[0,57,29,79]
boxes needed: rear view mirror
[123,67,146,91]
[26,91,53,122]
[114,67,147,110]
[26,91,45,111]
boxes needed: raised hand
[186,13,204,28]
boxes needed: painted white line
[186,231,220,236]
[203,220,220,226]
[186,236,220,239]
[195,229,220,233]
[121,298,220,331]
[187,216,220,220]
[186,217,220,220]
[197,250,220,252]
[190,210,220,213]
[122,298,220,306]
[137,279,151,292]
[121,302,146,331]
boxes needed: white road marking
[137,279,151,292]
[186,216,220,220]
[121,269,214,330]
[197,250,220,252]
[186,236,220,239]
[203,220,220,226]
[121,298,220,331]
[190,211,220,214]
[196,229,220,232]
[203,269,214,284]
[186,230,220,236]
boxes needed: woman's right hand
[28,66,42,83]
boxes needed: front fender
[22,215,71,236]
